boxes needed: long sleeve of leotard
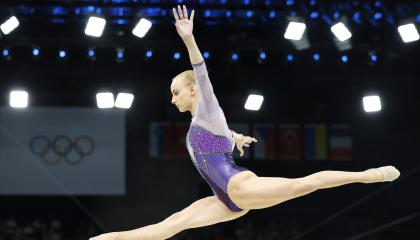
[192,60,220,122]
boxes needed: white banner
[0,107,125,195]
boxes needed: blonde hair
[173,70,196,87]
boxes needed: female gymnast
[90,5,400,240]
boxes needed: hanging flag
[149,122,173,158]
[304,124,327,160]
[252,123,276,159]
[278,124,302,160]
[229,123,251,159]
[329,124,352,160]
[174,122,189,157]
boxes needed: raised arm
[173,5,220,122]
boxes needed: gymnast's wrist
[182,34,195,44]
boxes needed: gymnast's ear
[189,84,197,96]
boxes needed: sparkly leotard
[186,60,248,212]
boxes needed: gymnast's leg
[228,166,400,210]
[91,196,249,240]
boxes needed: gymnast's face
[170,75,197,113]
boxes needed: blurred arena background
[0,1,419,239]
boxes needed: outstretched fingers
[183,5,188,19]
[172,7,180,21]
[173,5,194,21]
[178,5,184,19]
[190,9,195,21]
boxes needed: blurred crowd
[0,218,63,240]
[0,216,302,240]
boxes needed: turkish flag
[278,124,302,160]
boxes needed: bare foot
[363,166,400,183]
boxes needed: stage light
[397,23,419,43]
[87,48,96,61]
[203,51,210,59]
[370,54,377,62]
[58,50,66,58]
[259,51,266,60]
[245,94,264,111]
[374,12,382,20]
[115,93,134,109]
[96,92,114,109]
[2,49,9,57]
[257,51,266,64]
[0,16,19,35]
[132,18,152,38]
[173,51,181,60]
[10,90,28,108]
[284,21,306,40]
[85,16,106,37]
[287,54,294,62]
[204,10,211,18]
[269,11,276,18]
[310,12,319,19]
[313,53,320,62]
[115,48,124,63]
[88,49,95,57]
[363,95,381,112]
[32,48,40,57]
[285,17,310,50]
[352,12,361,24]
[340,55,348,63]
[145,50,153,58]
[331,22,352,41]
[231,52,239,61]
[286,0,295,6]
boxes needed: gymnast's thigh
[162,196,249,230]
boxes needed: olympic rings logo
[30,135,96,166]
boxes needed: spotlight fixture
[96,92,114,109]
[172,51,181,61]
[132,18,152,38]
[244,94,264,111]
[0,16,19,35]
[115,48,124,63]
[397,23,419,43]
[85,16,106,37]
[10,90,28,108]
[87,48,96,61]
[115,93,134,109]
[363,95,382,113]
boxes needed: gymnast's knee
[160,212,184,233]
[290,180,316,196]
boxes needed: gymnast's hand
[172,5,195,41]
[233,132,257,157]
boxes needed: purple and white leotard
[186,60,248,212]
